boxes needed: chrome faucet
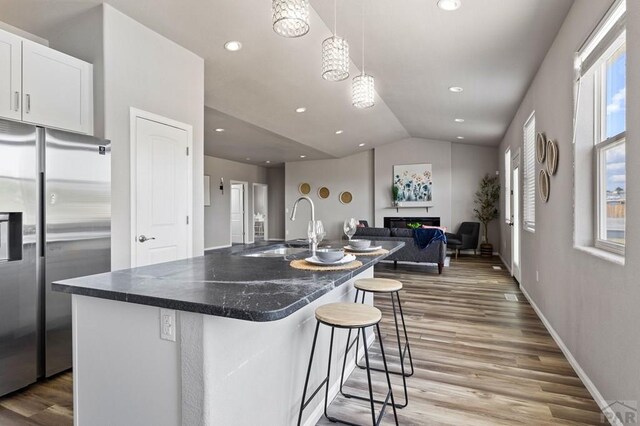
[290,196,317,256]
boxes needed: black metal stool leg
[297,322,321,426]
[361,327,377,425]
[323,327,335,421]
[376,323,399,425]
[388,292,409,408]
[395,291,415,377]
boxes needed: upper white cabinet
[22,40,93,135]
[0,28,93,135]
[0,29,22,121]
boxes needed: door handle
[138,235,156,243]
[14,91,19,111]
[25,94,30,114]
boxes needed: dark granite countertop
[52,240,404,322]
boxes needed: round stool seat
[355,278,403,293]
[315,303,382,328]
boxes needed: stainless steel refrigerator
[0,118,110,396]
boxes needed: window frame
[504,147,511,224]
[522,112,536,233]
[591,28,626,256]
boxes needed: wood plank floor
[0,371,72,425]
[318,256,607,425]
[0,256,606,425]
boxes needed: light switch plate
[160,308,176,342]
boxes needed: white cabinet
[0,28,93,135]
[22,40,93,135]
[0,29,22,121]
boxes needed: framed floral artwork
[393,164,433,207]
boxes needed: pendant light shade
[322,36,349,81]
[352,0,374,109]
[272,0,310,38]
[352,73,375,108]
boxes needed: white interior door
[511,153,522,282]
[134,116,190,267]
[231,184,245,244]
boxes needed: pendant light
[321,0,349,81]
[272,0,310,38]
[352,0,374,108]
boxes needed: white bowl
[316,249,345,263]
[349,239,371,250]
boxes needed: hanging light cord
[361,0,365,74]
[334,0,337,36]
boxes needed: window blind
[523,114,536,231]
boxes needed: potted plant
[391,185,399,207]
[473,174,500,257]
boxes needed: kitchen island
[53,240,404,426]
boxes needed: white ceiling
[0,0,574,164]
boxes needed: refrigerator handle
[39,172,45,258]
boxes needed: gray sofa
[353,227,446,274]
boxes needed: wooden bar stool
[340,278,414,409]
[297,303,398,426]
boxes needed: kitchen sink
[241,245,308,258]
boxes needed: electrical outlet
[160,309,176,342]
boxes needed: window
[504,148,511,223]
[523,113,535,232]
[575,0,626,256]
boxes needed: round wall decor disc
[546,140,558,175]
[318,187,330,199]
[539,169,550,202]
[536,132,547,164]
[298,183,311,195]
[339,191,353,204]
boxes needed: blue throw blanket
[413,228,447,250]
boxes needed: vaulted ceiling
[0,0,574,165]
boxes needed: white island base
[71,268,375,426]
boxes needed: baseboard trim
[204,244,231,251]
[519,285,620,426]
[302,332,376,426]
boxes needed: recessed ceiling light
[454,118,465,123]
[246,157,251,160]
[437,0,461,11]
[449,86,464,93]
[359,143,366,147]
[266,160,271,164]
[295,107,306,113]
[215,128,225,132]
[224,41,242,51]
[456,136,465,140]
[335,130,344,135]
[300,155,306,158]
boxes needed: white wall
[204,155,267,248]
[499,0,640,410]
[285,151,374,240]
[103,5,205,270]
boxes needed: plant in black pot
[473,174,500,257]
